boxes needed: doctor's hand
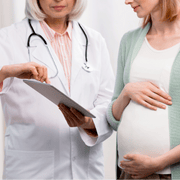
[120,154,162,179]
[58,104,98,137]
[124,81,172,110]
[0,62,50,84]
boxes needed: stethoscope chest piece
[82,63,93,72]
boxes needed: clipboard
[23,79,96,118]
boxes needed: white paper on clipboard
[23,79,96,118]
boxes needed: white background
[0,0,140,179]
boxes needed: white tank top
[118,37,180,174]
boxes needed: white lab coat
[0,18,114,179]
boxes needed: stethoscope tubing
[27,19,47,47]
[78,23,88,63]
[27,19,88,63]
[27,19,90,78]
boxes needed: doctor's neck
[44,17,68,34]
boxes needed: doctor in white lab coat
[0,0,114,179]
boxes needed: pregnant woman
[107,0,180,179]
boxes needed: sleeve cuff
[78,127,98,146]
[106,100,120,131]
[0,77,14,95]
[0,66,14,95]
[78,108,113,147]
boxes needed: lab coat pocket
[5,150,54,179]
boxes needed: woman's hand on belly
[124,81,172,110]
[112,81,172,121]
[120,154,162,179]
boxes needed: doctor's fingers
[38,66,50,84]
[59,107,75,127]
[36,65,49,83]
[26,62,49,83]
[59,104,84,127]
[60,108,83,127]
[43,67,51,84]
[69,107,89,126]
[70,108,86,122]
[70,108,94,129]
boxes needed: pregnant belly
[117,100,170,163]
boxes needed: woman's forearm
[156,145,180,171]
[112,86,130,121]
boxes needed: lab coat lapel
[47,44,70,94]
[26,19,69,95]
[71,21,89,88]
[26,20,55,70]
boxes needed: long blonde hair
[143,0,179,28]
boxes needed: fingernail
[163,105,166,109]
[168,97,172,100]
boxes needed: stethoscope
[27,19,90,79]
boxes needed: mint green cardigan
[107,23,180,179]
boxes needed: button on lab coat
[0,19,114,179]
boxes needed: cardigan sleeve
[106,33,129,131]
